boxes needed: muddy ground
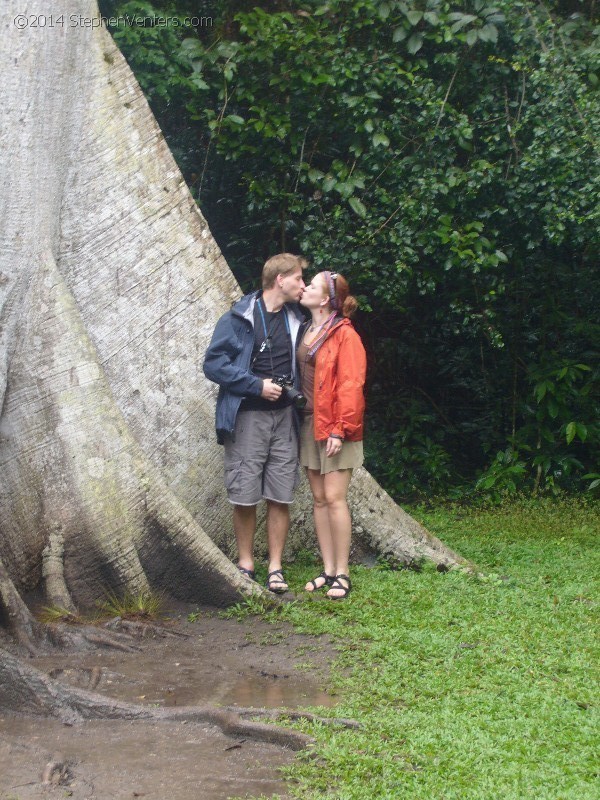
[0,601,340,800]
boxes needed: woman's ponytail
[342,294,358,318]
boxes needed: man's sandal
[327,574,352,600]
[305,572,335,592]
[266,569,289,594]
[238,565,256,581]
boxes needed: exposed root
[0,557,53,655]
[48,624,140,653]
[88,665,103,690]
[225,706,361,729]
[0,649,314,751]
[104,617,190,639]
[42,526,77,614]
[0,584,138,656]
[0,608,139,655]
[348,468,470,569]
[42,752,71,786]
[70,629,139,652]
[48,666,103,691]
[162,708,313,750]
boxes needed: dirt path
[0,603,339,800]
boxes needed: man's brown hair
[262,253,307,289]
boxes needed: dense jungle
[99,0,599,502]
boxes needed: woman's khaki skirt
[299,413,363,475]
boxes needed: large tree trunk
[0,0,465,657]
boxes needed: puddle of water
[220,671,334,709]
[33,636,337,712]
[1,615,337,799]
[135,661,336,709]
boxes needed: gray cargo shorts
[223,406,299,505]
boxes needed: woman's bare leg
[323,469,353,598]
[304,468,336,590]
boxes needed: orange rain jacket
[309,317,366,442]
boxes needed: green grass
[36,604,82,624]
[36,590,167,626]
[95,589,165,620]
[254,496,599,799]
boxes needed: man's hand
[325,436,343,457]
[261,378,283,401]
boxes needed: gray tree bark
[0,0,466,661]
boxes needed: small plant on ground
[36,605,82,625]
[96,589,165,620]
[218,591,280,620]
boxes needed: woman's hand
[326,436,343,457]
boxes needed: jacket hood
[300,315,353,360]
[231,290,306,325]
[300,314,351,338]
[325,316,351,334]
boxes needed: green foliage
[276,497,600,799]
[105,0,599,498]
[100,1,198,105]
[365,399,455,495]
[583,472,600,492]
[475,446,528,496]
[218,590,282,619]
[37,605,82,624]
[96,589,165,619]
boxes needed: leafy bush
[102,0,599,498]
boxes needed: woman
[298,271,366,599]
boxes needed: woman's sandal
[327,574,352,600]
[238,565,256,581]
[266,569,289,594]
[305,572,335,592]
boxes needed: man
[203,253,306,592]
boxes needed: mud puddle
[0,606,340,800]
[30,611,337,711]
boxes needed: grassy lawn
[240,497,599,800]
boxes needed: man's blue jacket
[203,291,305,444]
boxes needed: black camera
[273,376,307,410]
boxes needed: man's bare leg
[233,504,257,574]
[265,500,289,591]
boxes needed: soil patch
[0,602,339,800]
